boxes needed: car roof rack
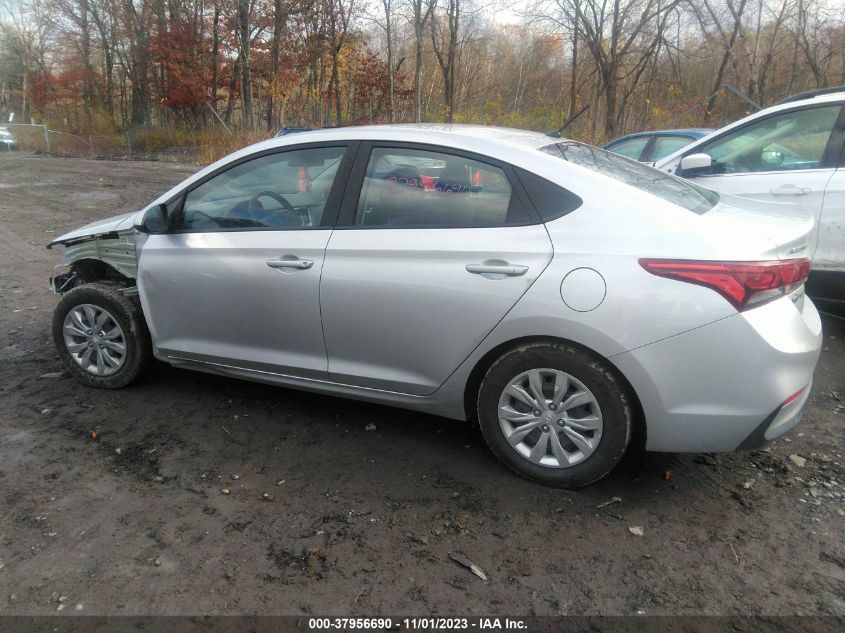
[775,86,845,105]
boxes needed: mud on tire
[52,283,152,389]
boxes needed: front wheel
[52,283,152,389]
[477,342,633,488]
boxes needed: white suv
[655,89,845,306]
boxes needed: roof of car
[775,86,845,105]
[264,123,557,150]
[762,90,845,111]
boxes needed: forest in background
[0,0,844,161]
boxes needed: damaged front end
[48,212,140,293]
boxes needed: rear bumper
[611,294,822,452]
[736,381,812,450]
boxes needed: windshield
[540,141,719,214]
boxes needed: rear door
[815,165,845,274]
[674,104,844,259]
[319,143,554,395]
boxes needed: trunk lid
[700,193,814,262]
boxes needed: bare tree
[325,0,355,125]
[794,0,838,87]
[237,0,253,127]
[406,0,433,121]
[430,0,460,122]
[687,0,749,124]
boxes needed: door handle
[266,258,314,270]
[770,185,811,196]
[466,264,529,276]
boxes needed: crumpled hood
[48,211,137,248]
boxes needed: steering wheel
[249,190,296,221]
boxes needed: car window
[541,141,719,214]
[177,146,345,231]
[515,168,582,221]
[605,136,650,160]
[650,136,695,161]
[693,105,840,175]
[354,147,531,227]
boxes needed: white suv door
[656,102,844,272]
[817,166,845,276]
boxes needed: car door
[319,143,554,396]
[672,104,844,258]
[137,143,354,379]
[815,164,845,276]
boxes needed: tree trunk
[211,0,220,108]
[267,0,285,130]
[412,0,431,123]
[568,3,579,121]
[225,55,241,123]
[383,0,394,122]
[431,0,459,123]
[238,0,253,127]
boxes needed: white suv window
[692,105,841,175]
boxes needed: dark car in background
[602,128,713,163]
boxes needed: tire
[477,342,632,488]
[52,283,152,389]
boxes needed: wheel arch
[70,258,134,285]
[462,335,646,449]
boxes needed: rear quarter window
[515,168,582,222]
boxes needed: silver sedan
[47,125,822,487]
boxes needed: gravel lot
[1,153,844,616]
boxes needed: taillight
[639,258,810,311]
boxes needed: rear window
[540,141,719,214]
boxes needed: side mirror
[679,153,712,175]
[136,203,168,234]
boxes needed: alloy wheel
[62,304,127,376]
[497,368,603,468]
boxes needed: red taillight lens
[639,258,810,311]
[782,387,806,408]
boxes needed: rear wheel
[52,283,152,389]
[477,342,632,487]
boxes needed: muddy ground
[0,153,843,616]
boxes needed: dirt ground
[1,153,844,617]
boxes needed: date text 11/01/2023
[307,618,528,630]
